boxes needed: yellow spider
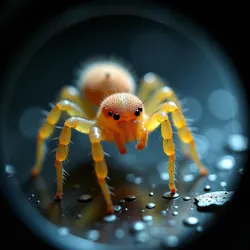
[31,58,208,214]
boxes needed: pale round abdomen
[77,60,136,107]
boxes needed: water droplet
[119,199,125,205]
[31,194,35,198]
[86,230,100,241]
[103,214,116,222]
[204,185,211,191]
[77,194,93,203]
[164,235,179,247]
[162,192,179,199]
[183,217,199,226]
[197,226,204,232]
[76,214,82,219]
[125,208,128,211]
[28,197,31,200]
[216,155,235,171]
[160,172,169,180]
[5,164,15,176]
[149,192,154,196]
[173,205,178,209]
[146,203,155,209]
[220,181,227,187]
[36,200,40,204]
[135,177,143,184]
[125,195,136,201]
[208,89,238,120]
[135,231,150,243]
[172,211,178,216]
[183,174,195,182]
[208,174,217,181]
[142,215,153,222]
[227,134,248,152]
[131,221,146,232]
[183,196,191,201]
[114,205,122,212]
[141,209,145,213]
[161,210,167,215]
[58,227,69,236]
[114,229,125,239]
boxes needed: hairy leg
[145,102,207,193]
[89,126,114,214]
[159,101,207,175]
[54,117,94,198]
[58,85,96,119]
[32,100,85,176]
[136,73,164,105]
[145,111,176,192]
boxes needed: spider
[31,58,208,214]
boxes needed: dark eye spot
[134,110,140,116]
[108,111,113,116]
[113,113,120,120]
[138,107,143,112]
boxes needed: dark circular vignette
[0,1,249,250]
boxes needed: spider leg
[31,99,85,176]
[55,117,94,199]
[143,85,182,116]
[160,101,208,175]
[145,111,176,193]
[136,73,164,104]
[58,85,96,119]
[89,127,114,214]
[143,83,191,158]
[145,101,207,193]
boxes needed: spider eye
[134,110,140,116]
[138,107,143,112]
[113,113,120,120]
[108,111,113,116]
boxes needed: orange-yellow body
[31,58,207,214]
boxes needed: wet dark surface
[1,12,249,250]
[17,140,246,249]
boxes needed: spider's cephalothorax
[31,58,208,214]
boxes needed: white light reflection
[208,89,238,120]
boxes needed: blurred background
[1,1,249,250]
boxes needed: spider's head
[98,93,144,129]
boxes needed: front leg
[55,117,94,198]
[89,127,114,214]
[145,111,177,193]
[160,101,208,176]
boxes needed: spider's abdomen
[77,60,136,107]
